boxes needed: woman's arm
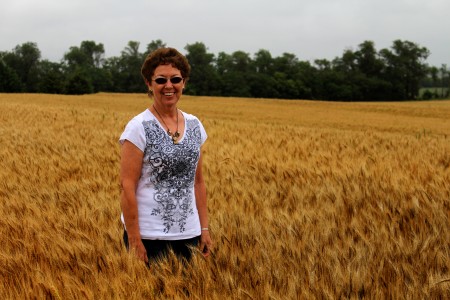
[195,151,213,257]
[120,140,148,264]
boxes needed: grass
[0,93,449,299]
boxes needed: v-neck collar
[146,108,187,144]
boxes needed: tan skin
[120,64,213,263]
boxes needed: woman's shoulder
[181,110,197,120]
[128,109,154,124]
[181,111,203,124]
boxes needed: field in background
[0,93,449,299]
[419,87,449,98]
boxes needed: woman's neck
[151,103,178,118]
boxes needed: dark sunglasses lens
[154,78,167,84]
[170,77,183,84]
[153,77,183,84]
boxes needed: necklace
[153,105,180,144]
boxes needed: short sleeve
[119,118,146,152]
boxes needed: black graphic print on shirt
[142,118,202,233]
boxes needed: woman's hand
[128,236,148,264]
[199,230,213,257]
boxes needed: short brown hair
[141,47,191,83]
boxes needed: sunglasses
[152,76,183,85]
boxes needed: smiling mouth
[164,92,175,96]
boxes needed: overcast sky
[1,0,449,66]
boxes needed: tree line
[1,39,449,101]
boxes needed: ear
[148,80,155,92]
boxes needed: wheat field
[0,93,449,299]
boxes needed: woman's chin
[159,96,180,105]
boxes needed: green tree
[353,41,390,100]
[106,40,166,93]
[251,50,278,98]
[380,40,429,100]
[2,42,41,92]
[63,41,111,93]
[64,41,105,69]
[0,57,24,92]
[439,64,449,98]
[145,39,167,57]
[328,42,392,101]
[184,42,221,96]
[103,56,122,92]
[355,41,384,77]
[37,60,65,94]
[118,41,145,92]
[331,50,362,100]
[272,53,299,99]
[429,66,439,87]
[254,49,274,75]
[65,69,93,94]
[312,58,352,100]
[216,51,253,97]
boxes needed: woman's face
[148,64,186,107]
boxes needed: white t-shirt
[119,109,207,240]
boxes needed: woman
[119,47,212,265]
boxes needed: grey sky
[1,0,449,66]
